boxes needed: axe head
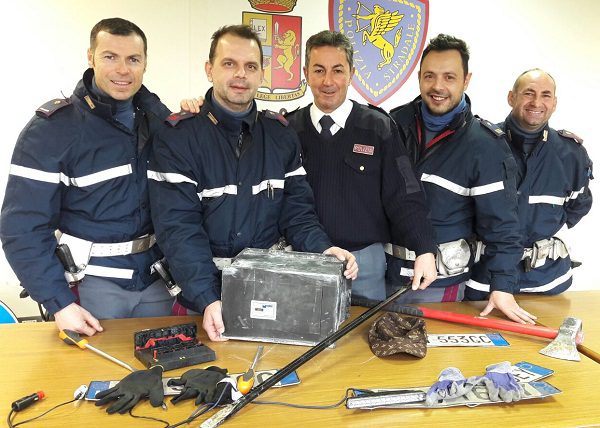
[539,317,582,361]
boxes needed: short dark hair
[421,34,469,77]
[512,68,556,94]
[305,30,354,69]
[209,25,264,68]
[90,18,147,57]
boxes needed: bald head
[512,68,556,93]
[508,68,557,132]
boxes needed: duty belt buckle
[133,235,153,253]
[396,246,414,260]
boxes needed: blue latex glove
[425,367,479,406]
[480,361,524,402]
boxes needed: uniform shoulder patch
[368,103,389,116]
[36,98,72,118]
[558,129,584,144]
[262,109,288,126]
[476,115,505,138]
[282,107,299,118]
[165,111,197,127]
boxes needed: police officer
[389,34,536,324]
[148,25,357,342]
[0,18,173,336]
[466,69,593,299]
[286,30,437,302]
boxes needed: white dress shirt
[309,99,353,137]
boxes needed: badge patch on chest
[353,144,375,155]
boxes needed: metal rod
[250,346,263,370]
[85,344,136,372]
[200,286,412,428]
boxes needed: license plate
[512,361,554,383]
[427,333,509,347]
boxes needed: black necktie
[236,122,250,158]
[319,115,335,140]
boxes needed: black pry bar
[351,294,425,318]
[200,286,412,428]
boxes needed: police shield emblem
[243,12,307,101]
[329,0,429,105]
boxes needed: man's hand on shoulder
[323,247,358,280]
[54,302,103,336]
[180,96,204,113]
[481,291,537,324]
[202,300,228,342]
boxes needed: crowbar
[200,286,413,428]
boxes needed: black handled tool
[55,244,79,273]
[151,259,181,296]
[201,286,412,428]
[55,244,83,285]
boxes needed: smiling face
[205,33,263,113]
[418,49,471,116]
[87,31,146,101]
[508,70,557,131]
[304,45,354,113]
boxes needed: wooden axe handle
[399,306,584,344]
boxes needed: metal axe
[539,317,588,362]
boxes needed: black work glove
[95,365,164,414]
[169,366,228,405]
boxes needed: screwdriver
[237,345,264,395]
[59,329,136,372]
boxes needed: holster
[151,259,181,296]
[436,239,471,276]
[523,237,569,272]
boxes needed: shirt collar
[309,99,353,132]
[204,88,256,133]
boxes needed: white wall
[1,0,598,316]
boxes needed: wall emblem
[243,12,307,101]
[247,0,297,13]
[330,0,429,105]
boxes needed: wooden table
[462,290,600,362]
[2,296,600,427]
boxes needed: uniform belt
[465,236,568,271]
[523,237,568,260]
[383,243,416,261]
[89,234,156,257]
[477,237,568,260]
[522,237,569,271]
[384,239,469,261]
[385,239,471,277]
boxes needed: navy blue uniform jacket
[148,90,332,313]
[390,96,522,293]
[469,118,593,296]
[0,69,171,314]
